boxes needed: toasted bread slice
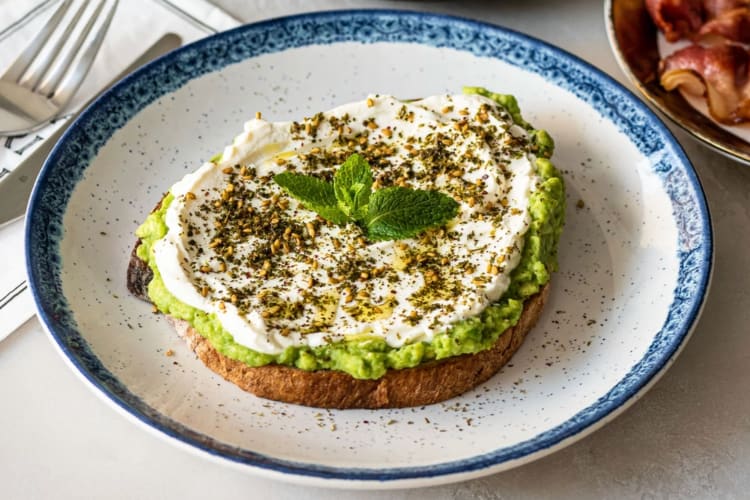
[128,243,548,409]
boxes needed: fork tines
[2,0,118,104]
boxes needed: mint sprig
[273,153,459,241]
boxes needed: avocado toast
[127,87,565,408]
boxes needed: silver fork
[0,0,118,136]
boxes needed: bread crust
[167,284,548,408]
[128,240,549,408]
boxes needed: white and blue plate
[26,10,712,489]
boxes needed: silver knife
[0,33,182,227]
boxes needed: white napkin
[0,0,240,340]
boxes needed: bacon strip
[646,0,750,41]
[646,0,704,41]
[660,43,750,123]
[698,7,750,43]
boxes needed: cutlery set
[0,0,181,341]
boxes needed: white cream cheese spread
[152,94,540,355]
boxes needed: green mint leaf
[365,187,459,241]
[333,153,373,221]
[273,172,348,224]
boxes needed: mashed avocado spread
[135,88,564,380]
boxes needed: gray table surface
[3,1,749,498]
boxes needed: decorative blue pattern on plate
[26,10,712,485]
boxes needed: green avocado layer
[135,89,565,380]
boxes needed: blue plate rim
[25,8,713,483]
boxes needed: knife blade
[0,33,183,227]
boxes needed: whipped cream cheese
[152,94,539,354]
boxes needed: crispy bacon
[660,42,750,123]
[646,0,750,41]
[698,7,750,43]
[646,0,704,41]
[647,0,750,123]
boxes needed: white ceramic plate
[27,10,712,489]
